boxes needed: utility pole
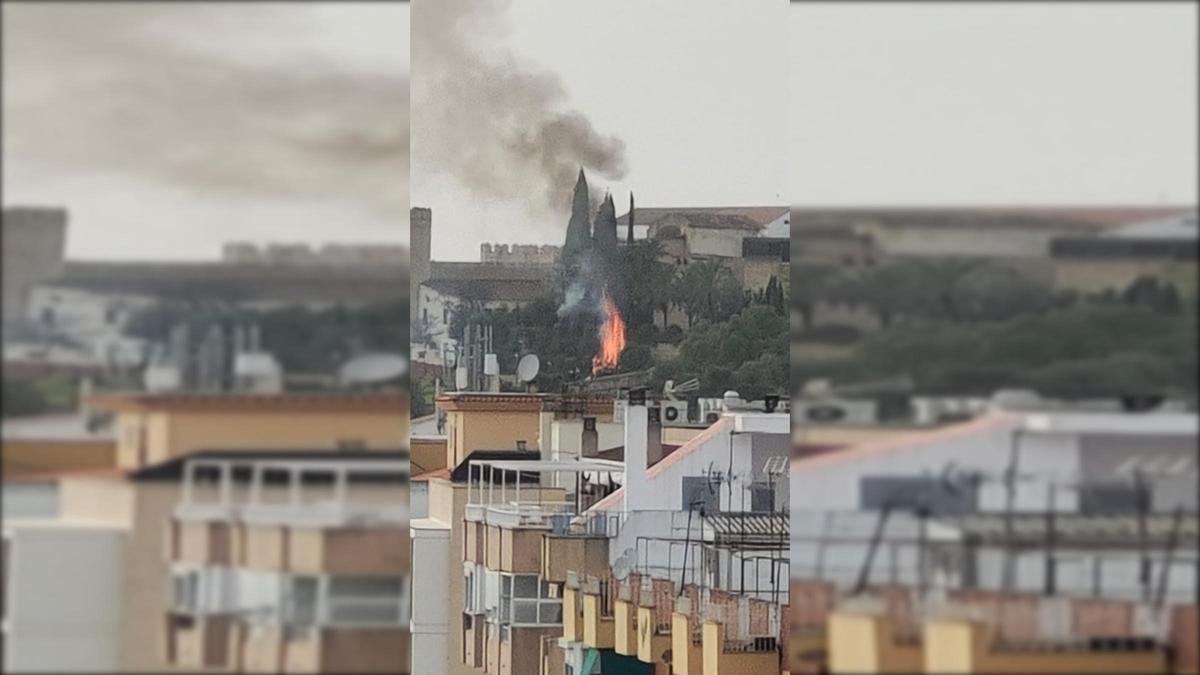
[1002,428,1023,592]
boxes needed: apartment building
[89,391,409,470]
[787,407,1199,674]
[162,453,410,673]
[565,397,792,675]
[410,387,793,675]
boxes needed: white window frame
[496,573,563,627]
[281,574,408,629]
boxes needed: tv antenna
[663,378,699,400]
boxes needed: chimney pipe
[581,417,598,458]
[622,394,649,512]
[646,406,664,467]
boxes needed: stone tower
[409,207,433,324]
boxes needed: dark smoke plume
[412,0,627,219]
[3,4,408,223]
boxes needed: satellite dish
[338,352,408,385]
[516,354,540,383]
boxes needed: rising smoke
[412,0,627,218]
[2,4,408,224]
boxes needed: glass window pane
[513,575,538,598]
[329,576,401,599]
[513,600,538,624]
[329,602,400,624]
[539,602,563,624]
[288,577,318,626]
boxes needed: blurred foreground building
[786,404,1199,674]
[2,391,410,674]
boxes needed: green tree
[623,240,677,328]
[790,263,837,330]
[674,260,737,327]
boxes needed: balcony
[671,610,703,675]
[175,457,409,529]
[614,598,638,656]
[581,578,616,649]
[636,604,672,665]
[701,621,780,675]
[562,584,584,643]
[541,529,610,583]
[463,458,623,529]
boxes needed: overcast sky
[2,2,409,261]
[412,0,790,261]
[790,2,1199,207]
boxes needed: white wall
[410,482,429,520]
[762,213,789,238]
[3,525,126,673]
[1,482,59,519]
[789,419,1076,513]
[410,520,450,675]
[871,226,1059,258]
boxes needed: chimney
[647,406,664,467]
[581,417,598,458]
[622,390,649,512]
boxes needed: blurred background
[2,3,411,673]
[787,3,1198,674]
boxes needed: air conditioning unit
[661,400,689,426]
[697,398,724,424]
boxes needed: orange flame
[591,289,626,375]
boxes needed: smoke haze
[2,3,409,258]
[411,0,627,218]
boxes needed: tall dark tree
[592,193,623,311]
[593,194,620,265]
[561,168,592,276]
[627,192,635,243]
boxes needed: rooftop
[89,390,408,413]
[791,206,1195,231]
[617,206,789,231]
[133,448,410,482]
[41,260,407,303]
[1101,211,1198,241]
[1,413,114,442]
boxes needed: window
[327,576,405,625]
[284,576,318,627]
[498,573,562,627]
[170,568,201,613]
